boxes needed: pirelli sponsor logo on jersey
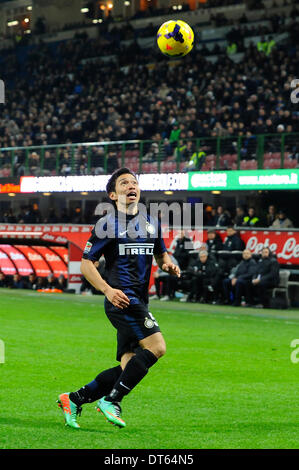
[119,243,154,256]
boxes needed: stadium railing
[0,132,298,177]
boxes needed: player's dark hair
[106,167,137,195]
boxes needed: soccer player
[57,168,181,429]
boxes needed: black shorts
[104,298,161,362]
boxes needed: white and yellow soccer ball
[157,20,194,57]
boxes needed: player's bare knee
[157,344,166,358]
[151,342,166,359]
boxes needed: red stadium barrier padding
[0,245,33,276]
[14,245,51,277]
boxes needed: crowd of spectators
[0,7,298,160]
[0,203,100,225]
[203,203,294,228]
[153,229,281,308]
[0,202,295,227]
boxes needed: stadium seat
[240,160,248,170]
[0,168,11,177]
[267,158,281,169]
[283,159,297,169]
[206,154,216,162]
[130,162,139,173]
[248,160,258,169]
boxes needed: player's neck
[116,202,138,216]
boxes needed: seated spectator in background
[28,152,40,176]
[3,209,17,223]
[265,204,277,227]
[27,273,37,290]
[271,209,293,228]
[184,150,206,172]
[0,271,10,287]
[72,207,83,224]
[205,229,223,259]
[219,225,245,275]
[251,247,279,308]
[35,277,46,290]
[32,203,42,224]
[242,207,260,227]
[213,205,232,227]
[151,255,179,301]
[90,146,105,175]
[234,206,246,226]
[183,250,220,303]
[208,207,218,226]
[203,205,214,225]
[43,150,57,176]
[57,275,67,291]
[17,205,36,224]
[45,273,58,290]
[223,226,245,252]
[60,151,72,176]
[173,230,193,271]
[107,151,118,173]
[44,207,59,223]
[223,249,256,306]
[10,274,25,289]
[143,142,159,163]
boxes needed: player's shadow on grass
[0,416,105,434]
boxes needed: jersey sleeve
[153,220,167,256]
[82,226,111,261]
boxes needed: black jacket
[187,257,220,283]
[253,257,280,286]
[223,234,245,251]
[206,235,223,256]
[173,237,193,270]
[214,213,231,227]
[234,258,257,281]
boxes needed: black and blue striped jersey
[82,210,167,305]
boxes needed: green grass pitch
[0,288,298,449]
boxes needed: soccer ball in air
[157,20,194,57]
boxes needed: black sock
[69,365,122,406]
[105,349,158,403]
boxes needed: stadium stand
[0,0,298,178]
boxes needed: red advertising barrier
[0,248,17,275]
[50,246,68,265]
[32,246,67,278]
[0,224,92,250]
[0,245,33,276]
[14,245,51,277]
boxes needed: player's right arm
[80,259,130,309]
[81,223,130,309]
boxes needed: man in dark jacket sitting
[185,250,220,303]
[206,228,223,259]
[219,226,245,275]
[223,249,256,306]
[173,230,193,271]
[251,247,280,308]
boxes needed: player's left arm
[154,252,181,278]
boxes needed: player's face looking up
[109,173,140,213]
